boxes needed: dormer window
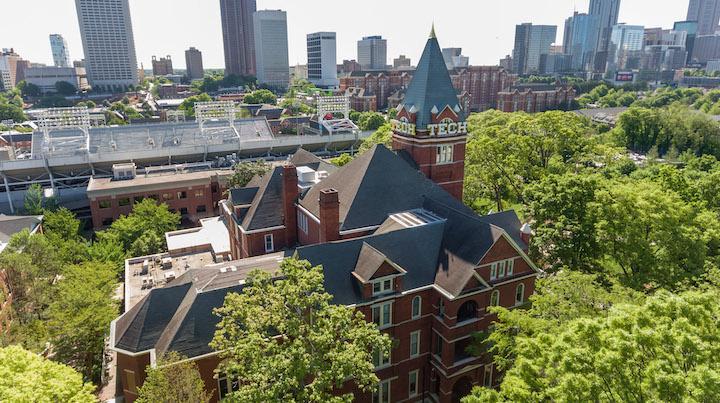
[372,278,393,296]
[490,258,515,281]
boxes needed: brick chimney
[520,223,532,247]
[319,188,340,243]
[282,164,299,247]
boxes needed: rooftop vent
[112,163,137,180]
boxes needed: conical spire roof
[401,26,462,131]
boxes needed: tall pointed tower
[392,26,467,200]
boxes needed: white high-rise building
[49,34,71,68]
[357,36,387,70]
[307,32,338,89]
[253,10,289,90]
[607,24,645,73]
[74,0,138,92]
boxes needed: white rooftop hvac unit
[112,163,137,180]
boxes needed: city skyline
[1,0,685,71]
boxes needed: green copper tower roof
[400,26,463,131]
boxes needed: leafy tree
[465,290,720,402]
[43,208,82,242]
[54,81,77,96]
[387,108,398,120]
[46,262,118,383]
[226,160,271,190]
[211,258,392,402]
[100,199,180,254]
[358,123,393,153]
[0,345,96,402]
[330,153,353,167]
[357,112,386,131]
[136,352,211,403]
[16,80,41,97]
[244,89,277,105]
[525,174,603,272]
[23,184,45,215]
[87,234,126,276]
[0,93,26,123]
[178,93,212,117]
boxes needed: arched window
[411,296,422,319]
[515,284,525,306]
[457,300,478,323]
[490,290,500,307]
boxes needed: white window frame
[515,283,525,306]
[436,144,454,164]
[297,210,309,234]
[507,258,514,276]
[264,234,274,253]
[373,379,391,403]
[372,301,393,329]
[410,330,420,357]
[408,369,419,397]
[490,263,497,280]
[490,290,500,307]
[372,348,391,369]
[498,260,506,277]
[411,295,422,319]
[372,277,394,296]
[217,373,240,399]
[483,364,493,387]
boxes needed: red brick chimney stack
[319,188,340,243]
[282,164,299,247]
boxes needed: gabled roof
[401,30,463,130]
[0,214,43,245]
[299,144,472,232]
[353,242,406,283]
[233,167,285,231]
[289,148,338,173]
[229,187,258,206]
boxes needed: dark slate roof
[294,222,446,306]
[235,167,285,231]
[299,144,473,232]
[289,148,338,173]
[229,187,258,206]
[0,215,43,244]
[401,32,463,129]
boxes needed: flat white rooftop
[165,216,230,256]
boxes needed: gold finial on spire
[430,22,436,39]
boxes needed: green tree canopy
[244,89,277,105]
[465,290,720,402]
[98,199,180,256]
[226,160,271,190]
[178,93,212,117]
[0,345,96,402]
[358,123,393,153]
[211,258,392,402]
[136,352,211,403]
[54,81,77,96]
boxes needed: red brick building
[110,30,539,403]
[87,164,231,229]
[497,83,576,113]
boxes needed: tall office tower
[569,13,600,71]
[0,49,22,90]
[75,0,138,92]
[357,36,387,70]
[49,34,71,68]
[589,0,621,71]
[563,13,576,53]
[512,23,557,75]
[607,24,645,73]
[220,0,257,77]
[253,10,289,90]
[687,0,720,35]
[306,32,338,89]
[674,20,699,63]
[151,55,173,76]
[185,47,205,80]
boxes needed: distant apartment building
[607,24,645,73]
[0,49,26,90]
[675,21,699,64]
[512,23,557,75]
[307,32,339,89]
[687,0,720,35]
[24,66,90,94]
[339,59,361,74]
[185,47,204,80]
[290,64,308,81]
[497,83,576,113]
[220,0,256,77]
[253,10,289,90]
[691,34,720,64]
[87,164,231,229]
[393,55,412,69]
[49,34,71,68]
[589,0,621,71]
[357,36,387,70]
[152,55,173,76]
[75,0,139,92]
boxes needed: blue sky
[1,0,688,69]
